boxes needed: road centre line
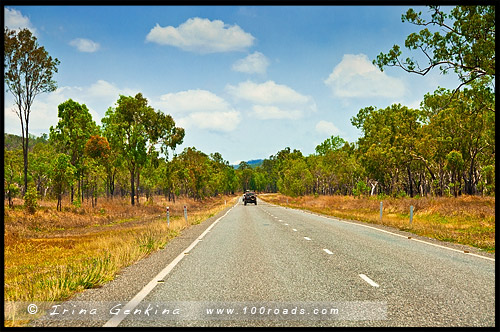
[323,249,334,255]
[304,237,312,241]
[103,202,237,327]
[269,202,494,262]
[359,274,380,287]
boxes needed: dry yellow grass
[260,193,495,253]
[4,195,236,326]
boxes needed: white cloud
[315,120,341,136]
[178,111,240,132]
[4,7,37,35]
[157,89,241,132]
[4,80,138,135]
[226,80,316,122]
[324,53,406,98]
[253,105,302,120]
[69,38,100,53]
[226,80,310,105]
[145,17,255,53]
[158,89,232,114]
[87,80,120,98]
[232,52,270,75]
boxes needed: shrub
[23,185,39,214]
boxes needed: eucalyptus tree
[421,83,495,195]
[351,104,424,196]
[4,28,60,194]
[374,5,495,94]
[102,93,184,205]
[4,149,23,208]
[49,99,99,203]
[50,153,77,211]
[84,135,111,206]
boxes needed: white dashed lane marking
[359,274,380,287]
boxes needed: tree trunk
[130,168,135,206]
[81,176,84,203]
[22,128,29,196]
[136,170,140,206]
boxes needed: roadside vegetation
[4,5,495,327]
[261,193,495,253]
[4,195,235,326]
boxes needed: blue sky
[4,5,461,164]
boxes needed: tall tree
[84,135,111,206]
[49,153,77,211]
[374,5,495,93]
[4,28,60,194]
[102,93,184,205]
[315,135,346,156]
[421,84,495,195]
[4,149,23,208]
[49,99,99,203]
[30,141,56,198]
[351,104,424,196]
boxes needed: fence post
[379,202,383,221]
[184,205,188,225]
[166,206,170,228]
[410,205,414,226]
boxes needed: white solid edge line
[359,274,379,287]
[103,203,237,327]
[270,202,495,262]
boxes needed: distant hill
[4,133,48,151]
[232,159,264,169]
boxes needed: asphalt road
[30,196,495,327]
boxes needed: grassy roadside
[4,195,236,327]
[259,193,495,253]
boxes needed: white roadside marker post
[380,201,383,221]
[410,205,414,226]
[167,206,170,228]
[184,205,188,225]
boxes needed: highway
[31,196,495,327]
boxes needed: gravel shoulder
[29,202,236,327]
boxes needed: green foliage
[50,153,77,211]
[277,158,313,197]
[29,142,56,199]
[49,99,99,203]
[23,185,39,214]
[4,27,60,194]
[101,93,184,206]
[315,135,346,156]
[4,133,48,151]
[353,181,369,198]
[4,149,23,207]
[3,6,493,206]
[374,5,495,90]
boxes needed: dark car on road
[243,191,257,205]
